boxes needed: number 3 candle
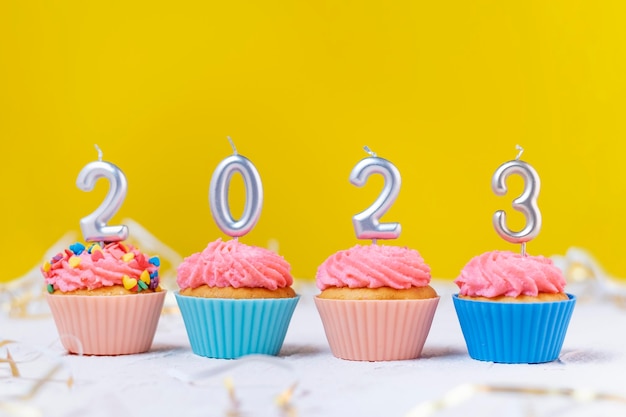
[349,146,401,241]
[492,145,541,256]
[209,137,263,237]
[76,145,129,242]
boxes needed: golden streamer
[223,377,243,417]
[486,385,626,403]
[0,341,19,377]
[0,281,49,319]
[275,383,299,417]
[552,247,626,306]
[168,355,299,417]
[0,350,20,377]
[0,340,74,416]
[0,402,43,417]
[404,384,626,417]
[19,363,63,401]
[219,378,301,417]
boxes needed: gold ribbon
[404,383,626,417]
[0,339,74,417]
[169,355,300,417]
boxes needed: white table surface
[1,280,626,417]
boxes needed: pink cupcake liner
[314,296,439,361]
[46,291,166,355]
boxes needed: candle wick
[227,136,238,155]
[363,146,377,157]
[521,242,527,257]
[94,144,103,162]
[515,144,524,160]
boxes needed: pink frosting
[454,250,566,297]
[42,242,160,292]
[176,239,293,290]
[315,244,431,290]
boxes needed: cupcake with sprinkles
[43,241,162,296]
[43,242,166,356]
[42,147,166,355]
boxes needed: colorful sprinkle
[137,280,148,290]
[122,252,135,263]
[91,250,104,262]
[47,284,54,294]
[88,243,102,254]
[149,257,160,266]
[68,256,81,268]
[135,254,149,269]
[150,271,158,279]
[140,270,150,285]
[69,242,85,255]
[122,275,138,290]
[52,254,63,263]
[42,261,51,273]
[118,243,129,253]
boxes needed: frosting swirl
[176,239,293,290]
[42,242,160,293]
[316,244,431,290]
[454,250,566,297]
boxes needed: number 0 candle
[209,137,263,238]
[349,146,402,241]
[492,145,541,256]
[76,145,129,243]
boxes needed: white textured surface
[1,280,625,417]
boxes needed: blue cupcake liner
[175,292,299,359]
[452,294,576,364]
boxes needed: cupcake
[453,250,576,363]
[175,238,299,359]
[314,244,439,361]
[42,241,166,355]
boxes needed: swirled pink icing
[176,239,293,290]
[42,242,160,292]
[315,244,431,290]
[454,250,566,297]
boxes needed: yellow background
[1,1,625,281]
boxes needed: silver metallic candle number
[209,137,263,238]
[492,145,542,254]
[76,145,129,242]
[349,146,401,240]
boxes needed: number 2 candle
[349,146,402,241]
[76,145,129,242]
